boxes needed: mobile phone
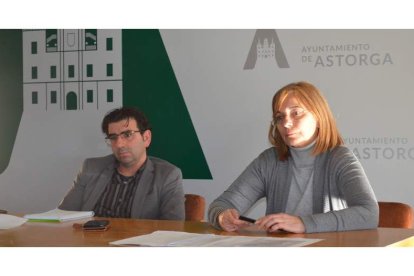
[83,220,110,231]
[239,215,256,223]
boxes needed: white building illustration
[243,30,289,70]
[23,29,122,111]
[257,38,275,59]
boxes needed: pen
[239,215,256,223]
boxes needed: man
[59,107,185,220]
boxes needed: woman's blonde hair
[268,81,344,160]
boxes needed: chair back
[185,194,206,221]
[378,201,414,228]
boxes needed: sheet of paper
[110,230,322,247]
[387,236,414,247]
[0,214,28,229]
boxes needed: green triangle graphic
[0,30,23,174]
[122,30,212,179]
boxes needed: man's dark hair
[101,107,151,135]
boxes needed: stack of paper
[24,208,94,222]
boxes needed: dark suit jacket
[59,155,185,220]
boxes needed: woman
[208,81,378,233]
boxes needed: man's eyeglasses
[104,130,144,145]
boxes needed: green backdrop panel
[0,30,22,174]
[122,29,212,179]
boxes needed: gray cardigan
[59,155,185,220]
[208,146,379,233]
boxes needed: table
[1,217,413,246]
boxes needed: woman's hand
[218,209,250,232]
[255,213,305,233]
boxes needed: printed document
[110,230,322,247]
